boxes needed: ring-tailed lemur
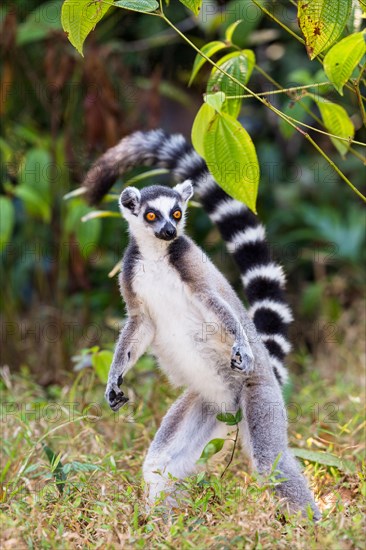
[82,130,320,519]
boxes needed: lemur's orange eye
[173,210,182,220]
[145,212,156,222]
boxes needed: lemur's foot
[105,375,129,411]
[230,343,254,374]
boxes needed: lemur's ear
[119,187,141,215]
[174,180,193,203]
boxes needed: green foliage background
[0,2,365,547]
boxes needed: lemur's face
[119,181,193,242]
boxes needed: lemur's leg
[143,390,230,506]
[106,315,154,411]
[240,376,321,520]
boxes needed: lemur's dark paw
[105,378,129,412]
[230,343,254,374]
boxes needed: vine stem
[226,81,332,99]
[355,84,366,127]
[253,64,366,162]
[160,13,366,202]
[220,425,239,479]
[250,0,304,45]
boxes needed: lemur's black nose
[158,223,177,241]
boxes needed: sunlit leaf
[189,41,227,86]
[311,95,355,156]
[197,438,225,464]
[206,50,255,118]
[91,350,113,384]
[225,20,243,44]
[61,0,112,55]
[178,0,203,16]
[81,210,121,222]
[191,102,216,157]
[204,91,225,112]
[298,0,352,59]
[323,31,366,95]
[203,112,259,212]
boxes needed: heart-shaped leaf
[311,95,355,156]
[61,0,112,55]
[206,50,255,118]
[178,0,202,16]
[298,0,352,59]
[203,112,259,212]
[323,31,366,95]
[191,102,216,157]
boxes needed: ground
[0,308,365,549]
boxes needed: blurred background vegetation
[1,0,365,385]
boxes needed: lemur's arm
[196,291,254,373]
[106,241,154,411]
[168,236,254,374]
[106,313,154,411]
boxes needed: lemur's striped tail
[84,130,292,385]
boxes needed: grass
[1,309,365,549]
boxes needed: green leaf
[204,91,225,113]
[61,0,112,56]
[65,200,101,258]
[311,96,354,156]
[6,184,51,222]
[235,408,243,423]
[0,197,15,251]
[197,438,225,464]
[91,350,113,383]
[217,408,242,425]
[114,0,159,12]
[189,41,227,86]
[19,148,52,205]
[63,461,101,474]
[297,0,353,59]
[225,20,243,44]
[191,103,216,157]
[178,0,202,16]
[17,0,63,46]
[216,412,237,425]
[292,448,354,473]
[323,31,366,95]
[203,112,259,213]
[42,443,66,495]
[206,50,255,118]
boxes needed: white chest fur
[132,255,233,402]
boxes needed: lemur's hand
[105,374,129,411]
[231,342,254,374]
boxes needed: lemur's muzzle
[156,222,177,241]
